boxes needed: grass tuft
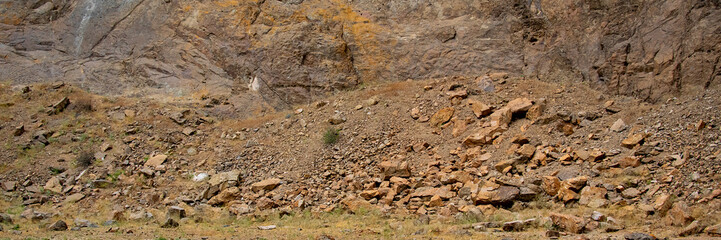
[322,128,340,145]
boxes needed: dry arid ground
[0,75,720,239]
[1,0,721,239]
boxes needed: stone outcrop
[1,0,718,113]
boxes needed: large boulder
[578,187,608,208]
[506,98,533,113]
[48,220,68,231]
[467,99,493,118]
[379,160,411,179]
[474,183,519,205]
[664,202,694,227]
[208,170,240,187]
[542,176,561,196]
[549,213,586,234]
[207,187,240,205]
[410,187,455,199]
[341,196,373,213]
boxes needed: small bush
[70,95,93,112]
[322,128,340,145]
[75,151,94,168]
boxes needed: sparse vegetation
[17,143,45,164]
[49,166,64,175]
[322,127,340,145]
[108,169,125,182]
[77,133,90,142]
[6,205,24,215]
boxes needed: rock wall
[0,0,719,107]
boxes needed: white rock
[610,119,626,132]
[193,173,209,182]
[258,225,276,230]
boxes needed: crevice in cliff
[89,0,147,54]
[250,0,266,25]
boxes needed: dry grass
[2,203,625,240]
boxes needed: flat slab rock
[251,178,282,192]
[258,225,277,230]
[145,154,168,167]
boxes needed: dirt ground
[0,75,720,239]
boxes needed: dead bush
[75,151,94,168]
[70,95,93,112]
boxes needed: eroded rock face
[1,0,719,111]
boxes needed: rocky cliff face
[1,0,719,109]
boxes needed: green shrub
[322,128,340,145]
[108,169,125,182]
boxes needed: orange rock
[542,176,561,196]
[428,195,444,207]
[578,187,608,207]
[430,107,455,127]
[208,187,240,205]
[463,125,506,147]
[379,160,411,179]
[556,187,579,202]
[251,178,282,192]
[489,107,512,127]
[621,133,646,148]
[618,156,641,168]
[341,196,373,213]
[506,98,533,113]
[467,99,493,118]
[549,213,586,234]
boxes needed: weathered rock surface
[474,184,519,205]
[2,0,717,111]
[379,160,411,179]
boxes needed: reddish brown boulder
[550,213,586,234]
[506,98,533,113]
[542,176,561,196]
[208,187,240,205]
[468,99,493,118]
[474,184,519,205]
